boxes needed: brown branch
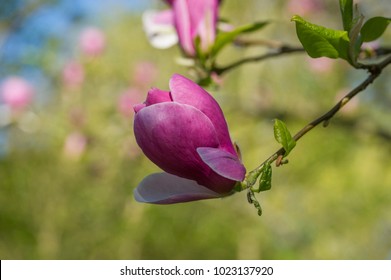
[248,54,391,175]
[213,45,305,75]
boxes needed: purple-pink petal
[134,102,217,178]
[169,74,237,155]
[134,172,221,204]
[197,147,246,181]
[145,88,172,106]
[172,0,195,56]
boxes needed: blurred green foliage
[0,0,390,259]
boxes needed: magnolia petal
[142,10,178,49]
[145,88,172,106]
[134,102,220,183]
[197,147,246,181]
[134,172,221,204]
[169,74,237,155]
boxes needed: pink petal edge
[197,147,246,181]
[134,172,221,204]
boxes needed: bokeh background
[1,0,390,259]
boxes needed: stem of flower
[243,54,391,190]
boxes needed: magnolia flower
[167,0,220,56]
[0,76,34,111]
[133,74,246,204]
[79,27,106,57]
[143,0,220,57]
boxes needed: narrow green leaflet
[274,119,296,156]
[292,15,350,61]
[258,163,272,192]
[361,17,391,42]
[211,21,269,57]
[339,0,353,31]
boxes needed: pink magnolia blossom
[133,74,246,204]
[164,0,220,56]
[0,76,34,111]
[62,60,85,88]
[79,27,106,57]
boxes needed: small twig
[246,54,391,182]
[214,45,305,75]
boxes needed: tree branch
[213,45,305,75]
[244,54,391,186]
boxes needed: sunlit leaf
[259,163,272,192]
[274,119,296,156]
[361,16,391,42]
[292,15,350,61]
[339,0,353,31]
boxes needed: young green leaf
[291,15,350,61]
[274,119,296,156]
[259,163,272,192]
[361,17,391,42]
[211,21,269,57]
[339,0,354,32]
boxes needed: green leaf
[273,119,296,156]
[339,0,353,31]
[361,16,391,42]
[211,21,269,57]
[292,15,350,61]
[259,163,272,192]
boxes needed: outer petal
[197,147,246,181]
[188,0,218,52]
[134,102,236,193]
[169,74,236,155]
[145,88,172,106]
[172,0,195,56]
[134,172,221,204]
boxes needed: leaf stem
[214,45,305,75]
[243,54,391,188]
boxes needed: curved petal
[134,102,237,193]
[169,74,236,155]
[172,0,195,55]
[134,102,216,179]
[188,0,218,52]
[142,10,178,49]
[134,172,221,204]
[197,147,246,181]
[145,88,172,106]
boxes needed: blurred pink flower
[63,131,87,160]
[79,27,106,57]
[117,88,143,118]
[287,0,323,16]
[0,76,34,111]
[62,61,85,88]
[307,57,334,74]
[133,61,158,88]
